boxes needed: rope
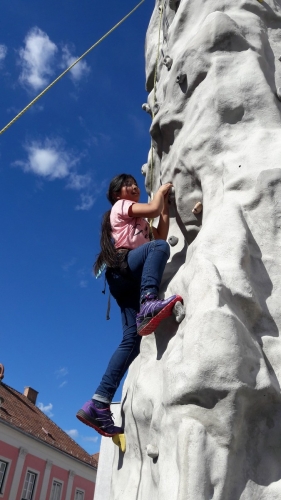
[149,0,164,234]
[0,0,145,136]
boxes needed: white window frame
[0,458,10,497]
[21,467,39,500]
[74,488,85,500]
[50,478,63,500]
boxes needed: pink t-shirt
[110,199,150,249]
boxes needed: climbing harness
[148,0,164,235]
[0,0,145,136]
[106,293,111,321]
[99,248,131,320]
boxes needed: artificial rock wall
[111,0,281,498]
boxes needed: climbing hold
[176,73,186,84]
[112,433,126,452]
[142,103,152,115]
[276,88,281,102]
[141,163,148,176]
[278,56,281,62]
[158,5,163,13]
[146,444,159,458]
[173,301,185,324]
[163,55,173,70]
[168,235,179,247]
[192,201,203,214]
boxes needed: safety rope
[0,0,145,136]
[149,0,164,235]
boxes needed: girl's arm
[152,191,170,240]
[128,183,172,219]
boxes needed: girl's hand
[129,183,173,219]
[157,183,173,196]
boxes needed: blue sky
[0,0,153,454]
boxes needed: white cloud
[66,173,91,190]
[56,367,68,378]
[38,402,54,417]
[14,138,77,180]
[0,44,7,63]
[62,257,76,272]
[65,430,98,444]
[59,380,67,388]
[82,435,99,443]
[19,27,58,91]
[66,429,79,439]
[75,193,95,211]
[79,280,88,288]
[61,45,90,83]
[13,137,100,212]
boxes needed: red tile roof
[92,452,99,465]
[0,382,97,469]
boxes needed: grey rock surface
[111,0,281,498]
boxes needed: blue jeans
[94,240,170,403]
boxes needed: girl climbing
[76,173,182,437]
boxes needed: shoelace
[96,412,116,430]
[96,411,115,421]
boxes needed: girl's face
[116,179,140,203]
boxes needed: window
[50,481,62,500]
[22,471,37,500]
[75,490,84,500]
[0,460,8,493]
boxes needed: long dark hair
[93,174,137,275]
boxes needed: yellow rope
[149,0,164,234]
[0,0,145,136]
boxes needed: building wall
[71,475,95,500]
[0,441,17,500]
[45,465,68,500]
[94,403,120,500]
[16,452,45,500]
[0,423,96,500]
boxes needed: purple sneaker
[76,400,123,437]
[136,294,183,336]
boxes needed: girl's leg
[94,302,141,404]
[128,240,183,336]
[76,271,140,436]
[93,269,141,403]
[127,240,170,301]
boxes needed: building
[93,403,119,500]
[0,366,97,500]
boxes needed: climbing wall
[111,0,281,498]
